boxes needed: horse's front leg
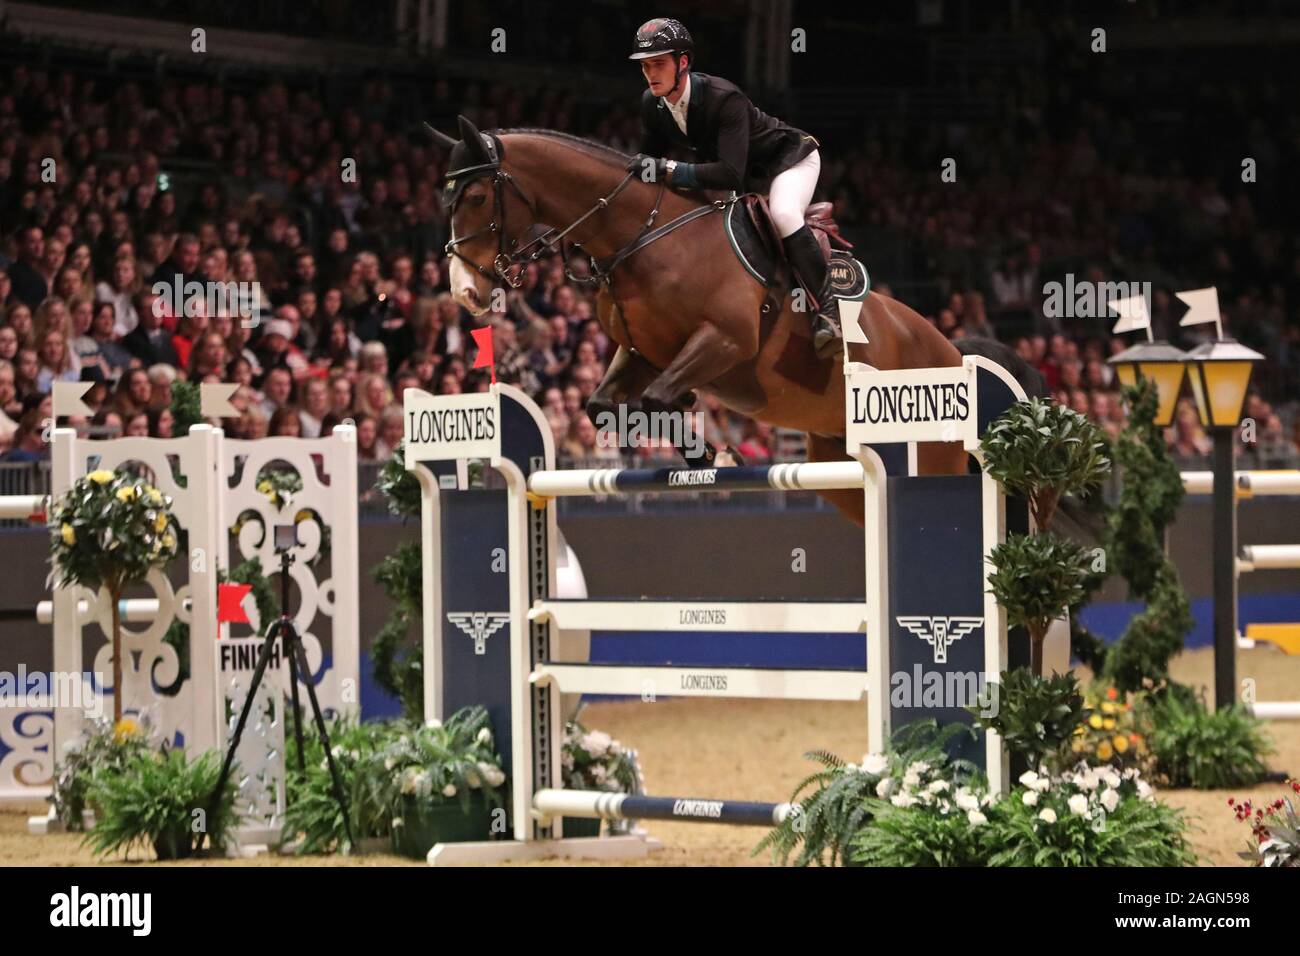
[589,345,722,468]
[639,322,756,468]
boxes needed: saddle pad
[724,200,870,301]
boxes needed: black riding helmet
[629,18,693,97]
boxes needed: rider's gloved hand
[626,153,670,182]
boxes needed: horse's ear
[457,115,490,164]
[423,121,457,151]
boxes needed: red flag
[217,583,253,625]
[471,326,496,384]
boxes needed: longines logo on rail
[850,380,970,427]
[680,673,728,691]
[446,612,510,655]
[678,607,727,625]
[667,468,717,487]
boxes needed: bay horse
[430,115,1021,525]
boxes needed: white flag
[201,382,240,418]
[52,381,94,418]
[1108,293,1151,336]
[838,298,869,345]
[1176,287,1221,334]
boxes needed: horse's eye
[470,193,486,207]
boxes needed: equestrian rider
[627,17,842,357]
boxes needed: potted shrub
[379,707,507,860]
[47,470,180,723]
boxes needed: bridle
[442,135,727,294]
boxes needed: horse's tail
[954,336,1048,399]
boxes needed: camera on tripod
[273,523,299,554]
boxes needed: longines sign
[845,360,980,448]
[404,389,500,462]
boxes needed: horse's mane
[493,128,630,166]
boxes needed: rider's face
[640,54,685,97]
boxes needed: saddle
[746,194,852,264]
[724,194,868,305]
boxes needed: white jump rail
[0,495,46,520]
[1181,469,1300,720]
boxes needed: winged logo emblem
[895,616,983,664]
[446,611,510,655]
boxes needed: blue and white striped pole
[528,461,866,497]
[535,788,794,826]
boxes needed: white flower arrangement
[860,753,889,775]
[561,722,637,795]
[1016,761,1158,832]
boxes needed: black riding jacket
[638,71,819,194]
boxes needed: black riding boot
[782,224,842,358]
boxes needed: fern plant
[83,747,238,860]
[755,721,979,866]
[1138,686,1272,789]
[281,717,396,854]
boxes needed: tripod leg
[286,630,355,849]
[206,620,283,853]
[286,629,307,773]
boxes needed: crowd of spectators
[1,31,1297,475]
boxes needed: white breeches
[768,149,821,239]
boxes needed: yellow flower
[1113,735,1129,753]
[154,513,168,533]
[1072,724,1087,736]
[1071,740,1085,753]
[146,488,163,505]
[1096,740,1114,761]
[115,486,136,502]
[60,523,75,545]
[88,470,115,484]
[1101,701,1117,714]
[258,480,272,494]
[113,717,140,742]
[1102,718,1116,730]
[162,532,176,550]
[1088,714,1104,729]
